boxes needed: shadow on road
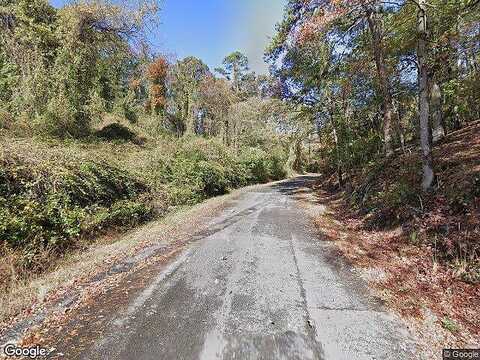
[271,175,322,204]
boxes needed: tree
[365,3,394,157]
[215,51,249,92]
[146,56,168,115]
[291,0,397,157]
[0,0,57,117]
[169,56,210,134]
[267,0,480,191]
[417,0,435,191]
[0,0,161,136]
[197,76,237,144]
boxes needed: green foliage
[239,148,271,184]
[237,147,287,184]
[164,158,229,205]
[1,0,156,136]
[195,161,229,197]
[0,137,288,268]
[162,140,245,204]
[216,51,249,82]
[441,317,459,333]
[0,154,153,268]
[169,56,211,134]
[138,139,288,206]
[116,90,139,124]
[0,0,292,282]
[0,55,17,103]
[266,147,288,181]
[268,0,480,195]
[34,93,83,137]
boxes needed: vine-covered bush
[0,155,154,268]
[0,137,289,272]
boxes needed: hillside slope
[0,134,287,293]
[313,121,480,351]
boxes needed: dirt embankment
[312,121,480,354]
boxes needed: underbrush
[0,147,155,282]
[324,122,480,283]
[0,133,288,288]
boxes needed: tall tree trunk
[185,95,200,135]
[418,0,435,191]
[366,6,394,157]
[328,104,344,187]
[332,125,344,187]
[286,137,303,174]
[183,97,192,135]
[232,65,239,92]
[326,92,344,187]
[197,110,205,135]
[393,100,406,154]
[430,81,445,143]
[294,139,303,172]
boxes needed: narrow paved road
[54,176,417,359]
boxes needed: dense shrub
[113,92,139,124]
[163,142,233,204]
[265,147,288,180]
[195,161,229,197]
[0,136,289,274]
[239,148,269,183]
[141,139,288,206]
[0,155,153,268]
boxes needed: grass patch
[441,317,459,333]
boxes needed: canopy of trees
[266,0,479,191]
[0,0,296,157]
[1,0,478,190]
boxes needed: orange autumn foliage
[147,57,169,83]
[146,56,169,113]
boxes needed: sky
[49,0,286,74]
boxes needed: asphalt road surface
[54,176,418,359]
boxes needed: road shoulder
[297,182,479,359]
[0,181,277,351]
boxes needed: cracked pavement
[44,176,418,359]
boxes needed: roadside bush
[0,135,289,277]
[305,158,323,173]
[84,199,153,232]
[165,157,204,205]
[0,154,153,269]
[61,161,149,207]
[265,147,288,180]
[239,148,270,184]
[224,161,249,189]
[195,160,229,197]
[164,156,229,204]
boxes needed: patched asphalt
[45,176,418,359]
